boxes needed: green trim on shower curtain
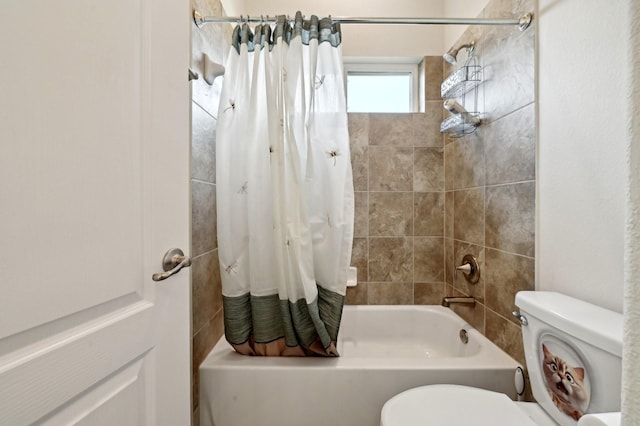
[231,11,342,54]
[316,286,344,344]
[223,285,345,350]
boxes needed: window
[344,62,419,113]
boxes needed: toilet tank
[515,291,622,426]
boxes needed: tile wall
[347,0,536,382]
[190,0,229,423]
[443,0,535,371]
[346,56,446,305]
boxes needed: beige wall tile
[481,0,534,123]
[419,59,426,112]
[347,113,369,149]
[444,133,456,146]
[345,282,368,305]
[485,249,534,324]
[192,310,224,411]
[369,146,413,191]
[369,192,414,236]
[444,142,455,191]
[485,103,535,185]
[354,192,369,237]
[414,108,444,147]
[368,282,413,304]
[192,180,217,256]
[445,238,454,285]
[444,191,454,239]
[351,237,369,283]
[414,148,444,191]
[485,182,535,257]
[369,114,414,146]
[414,237,445,281]
[453,188,485,245]
[414,282,445,305]
[193,406,200,426]
[423,56,444,101]
[351,145,369,191]
[347,109,445,306]
[414,192,444,236]
[369,237,413,282]
[191,249,222,334]
[452,134,485,190]
[485,309,525,366]
[448,286,485,333]
[348,114,369,192]
[191,103,217,183]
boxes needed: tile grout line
[411,121,416,304]
[482,118,487,335]
[366,113,371,305]
[450,237,535,260]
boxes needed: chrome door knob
[152,248,192,282]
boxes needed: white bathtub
[199,305,521,426]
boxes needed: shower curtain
[216,12,354,356]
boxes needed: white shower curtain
[216,13,354,356]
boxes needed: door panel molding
[0,301,153,424]
[0,293,143,358]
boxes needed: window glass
[347,73,412,113]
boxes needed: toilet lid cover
[381,384,538,426]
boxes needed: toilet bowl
[380,292,622,426]
[381,384,557,425]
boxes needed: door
[0,0,190,424]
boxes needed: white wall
[219,0,244,18]
[537,0,627,312]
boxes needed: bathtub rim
[200,304,521,371]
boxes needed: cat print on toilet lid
[540,336,591,422]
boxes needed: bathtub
[199,305,521,426]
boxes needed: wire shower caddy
[440,54,482,137]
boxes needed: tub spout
[442,297,476,307]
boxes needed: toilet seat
[380,384,545,426]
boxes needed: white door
[0,0,191,424]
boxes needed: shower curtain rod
[193,10,533,32]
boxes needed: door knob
[152,248,192,282]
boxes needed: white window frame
[343,62,420,113]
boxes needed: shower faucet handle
[454,254,480,284]
[454,263,472,276]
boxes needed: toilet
[380,291,623,426]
